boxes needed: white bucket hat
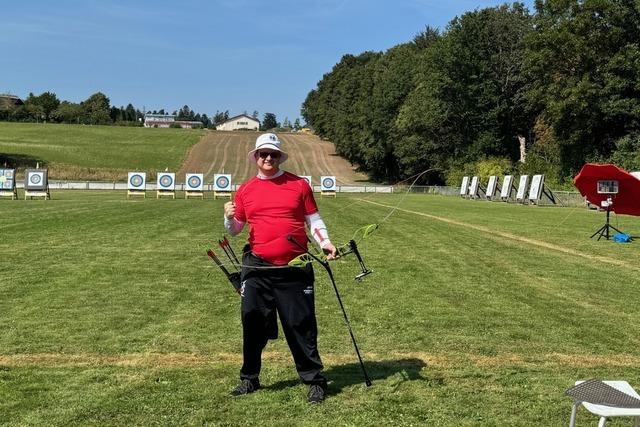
[247,133,288,163]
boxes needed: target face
[157,173,175,190]
[214,174,232,191]
[30,173,42,185]
[128,172,146,190]
[320,176,336,191]
[0,169,15,190]
[186,173,203,191]
[25,170,47,190]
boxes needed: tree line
[0,91,219,128]
[0,91,306,132]
[302,0,640,186]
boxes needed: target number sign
[25,169,48,191]
[186,173,204,191]
[128,172,146,190]
[320,176,336,192]
[214,174,232,191]
[157,172,175,190]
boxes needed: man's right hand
[224,201,236,219]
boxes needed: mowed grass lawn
[1,192,640,426]
[0,122,203,181]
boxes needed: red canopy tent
[573,163,640,216]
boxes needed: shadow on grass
[0,153,47,169]
[265,358,432,395]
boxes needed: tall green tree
[396,3,533,179]
[525,0,640,176]
[261,112,278,130]
[81,92,111,124]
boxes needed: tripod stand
[590,201,623,240]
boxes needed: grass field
[1,192,640,426]
[0,123,203,181]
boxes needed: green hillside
[0,122,204,181]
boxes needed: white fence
[14,181,397,193]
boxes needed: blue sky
[2,0,533,123]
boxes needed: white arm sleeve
[305,212,332,248]
[224,216,245,236]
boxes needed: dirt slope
[177,131,369,184]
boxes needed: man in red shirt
[223,133,338,403]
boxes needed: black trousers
[239,252,326,385]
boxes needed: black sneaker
[307,383,326,404]
[231,378,260,396]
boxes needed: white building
[216,114,260,131]
[144,114,175,128]
[144,114,203,129]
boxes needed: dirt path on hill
[177,131,369,184]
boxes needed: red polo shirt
[234,172,318,265]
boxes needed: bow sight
[337,239,372,281]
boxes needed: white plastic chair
[569,380,640,427]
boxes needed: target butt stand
[185,173,205,199]
[24,168,50,200]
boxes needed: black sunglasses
[258,151,281,159]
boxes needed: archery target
[0,169,15,190]
[214,174,232,191]
[128,172,146,190]
[516,175,529,201]
[25,169,48,190]
[157,172,175,190]
[528,174,545,200]
[469,176,480,197]
[320,176,336,191]
[486,176,498,198]
[501,175,514,198]
[300,176,312,187]
[460,176,469,196]
[186,173,204,191]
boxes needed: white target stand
[127,172,146,199]
[0,168,18,200]
[24,169,50,200]
[500,175,516,202]
[185,173,204,199]
[515,175,530,204]
[213,174,232,199]
[320,176,337,198]
[156,172,176,199]
[460,176,470,198]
